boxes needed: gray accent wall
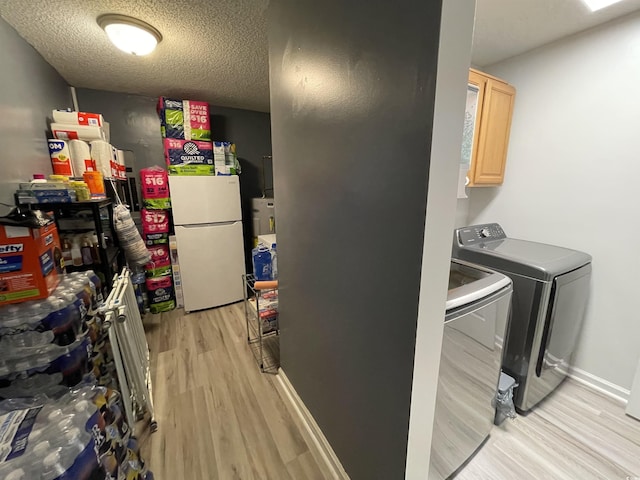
[75,89,164,175]
[0,17,71,210]
[269,1,443,478]
[75,89,272,184]
[75,89,272,268]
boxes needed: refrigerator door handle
[179,221,240,228]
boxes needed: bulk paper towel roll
[111,145,119,178]
[90,140,113,178]
[117,150,126,179]
[52,123,105,142]
[52,110,104,127]
[69,140,94,177]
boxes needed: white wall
[405,1,476,478]
[467,12,640,392]
[455,198,471,228]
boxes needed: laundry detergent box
[0,221,61,305]
[164,138,214,175]
[158,97,211,141]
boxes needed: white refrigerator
[169,176,246,312]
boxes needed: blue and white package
[164,138,214,175]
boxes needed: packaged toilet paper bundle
[157,97,211,141]
[145,247,172,278]
[140,166,171,209]
[142,215,175,313]
[164,138,214,175]
[141,209,170,236]
[141,209,173,301]
[145,275,175,314]
[143,232,169,247]
[147,245,170,264]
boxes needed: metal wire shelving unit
[242,273,279,373]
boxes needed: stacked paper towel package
[140,167,176,314]
[47,109,127,198]
[158,97,240,176]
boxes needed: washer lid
[446,259,511,311]
[456,238,592,281]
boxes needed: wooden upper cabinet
[467,69,516,186]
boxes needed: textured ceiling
[1,0,639,112]
[0,0,270,112]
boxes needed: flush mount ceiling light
[581,0,624,12]
[97,14,162,56]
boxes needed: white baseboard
[275,369,350,480]
[567,366,630,404]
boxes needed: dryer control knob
[479,228,491,238]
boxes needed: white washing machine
[430,259,512,480]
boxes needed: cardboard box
[0,222,61,305]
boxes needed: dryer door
[536,263,592,378]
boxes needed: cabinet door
[465,70,486,171]
[471,79,516,185]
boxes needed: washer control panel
[456,223,506,246]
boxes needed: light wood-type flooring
[139,303,640,480]
[139,303,332,480]
[458,379,640,479]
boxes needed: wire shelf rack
[243,274,279,373]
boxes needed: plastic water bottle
[131,269,147,313]
[44,294,81,346]
[252,245,272,281]
[84,270,104,305]
[0,301,51,336]
[271,243,278,280]
[0,330,55,348]
[0,373,67,399]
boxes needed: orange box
[83,171,106,198]
[0,221,61,305]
